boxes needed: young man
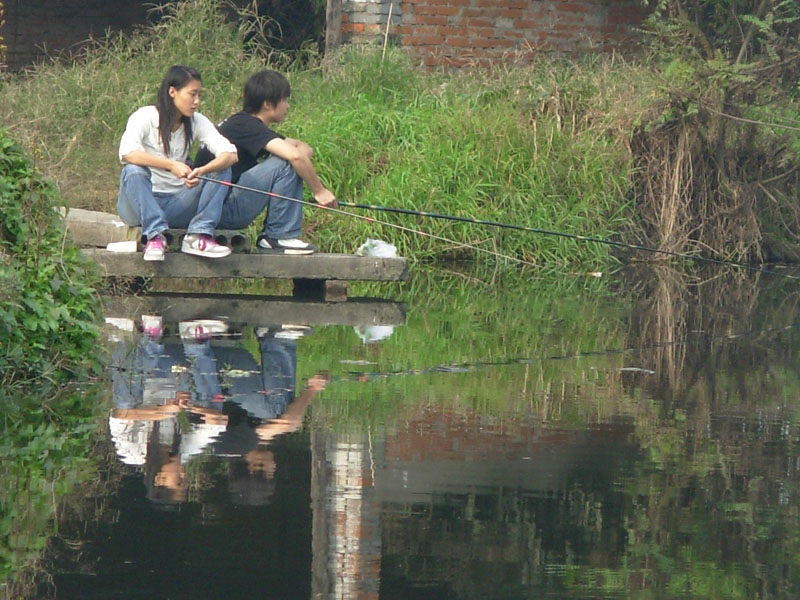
[196,70,337,255]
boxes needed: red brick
[415,14,448,25]
[402,34,445,45]
[410,25,439,35]
[467,17,494,28]
[446,36,472,47]
[470,37,515,48]
[558,2,592,13]
[433,6,461,16]
[342,23,365,33]
[437,25,466,36]
[476,0,529,8]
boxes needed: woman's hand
[183,166,204,189]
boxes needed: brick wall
[2,0,650,72]
[1,0,164,71]
[342,0,651,67]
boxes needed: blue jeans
[217,157,304,239]
[111,336,222,409]
[213,335,296,421]
[117,164,232,240]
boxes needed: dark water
[6,266,800,599]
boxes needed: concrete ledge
[82,249,409,282]
[61,207,252,252]
[101,293,406,328]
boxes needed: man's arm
[254,372,330,444]
[265,137,337,207]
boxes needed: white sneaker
[179,319,228,341]
[181,234,232,258]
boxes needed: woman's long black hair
[156,65,202,156]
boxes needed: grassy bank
[0,0,652,269]
[2,0,798,267]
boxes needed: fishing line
[197,175,540,269]
[336,321,798,384]
[197,176,800,280]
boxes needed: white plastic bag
[356,238,398,258]
[354,325,395,344]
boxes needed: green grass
[0,0,664,269]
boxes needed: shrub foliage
[0,129,102,390]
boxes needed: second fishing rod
[196,175,799,280]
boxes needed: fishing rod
[197,175,800,280]
[341,202,800,280]
[196,175,541,269]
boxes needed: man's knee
[242,157,297,183]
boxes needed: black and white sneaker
[255,235,316,255]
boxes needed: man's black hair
[243,70,291,114]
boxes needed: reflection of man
[207,326,328,505]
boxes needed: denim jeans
[117,164,231,240]
[111,336,223,409]
[217,156,304,239]
[212,335,296,421]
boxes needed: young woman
[117,65,238,261]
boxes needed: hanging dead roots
[630,120,763,264]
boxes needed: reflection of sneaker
[143,234,167,261]
[179,319,228,341]
[256,235,316,255]
[255,324,313,339]
[181,234,231,258]
[141,314,163,338]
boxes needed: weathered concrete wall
[1,0,163,71]
[342,0,650,67]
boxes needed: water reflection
[8,267,800,599]
[107,314,342,508]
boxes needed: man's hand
[314,188,337,208]
[307,371,330,391]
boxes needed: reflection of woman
[144,420,188,506]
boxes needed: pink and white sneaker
[143,234,167,261]
[141,314,164,338]
[181,233,231,258]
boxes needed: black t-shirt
[195,112,283,183]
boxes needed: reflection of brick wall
[343,0,650,67]
[2,0,162,71]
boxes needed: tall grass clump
[0,0,655,268]
[291,48,653,267]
